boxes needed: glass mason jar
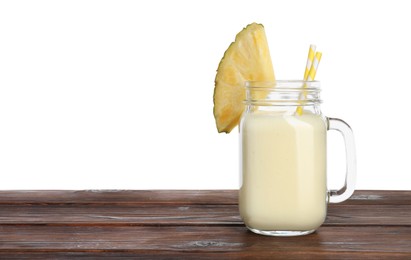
[239,80,356,236]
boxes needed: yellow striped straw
[304,44,316,80]
[307,52,322,81]
[296,46,322,115]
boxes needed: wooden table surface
[0,190,410,259]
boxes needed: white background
[0,0,410,190]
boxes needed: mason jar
[239,80,356,236]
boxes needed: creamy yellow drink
[212,24,356,236]
[239,111,327,232]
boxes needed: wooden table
[0,190,410,259]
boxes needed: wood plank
[326,204,411,226]
[0,204,242,225]
[0,204,410,226]
[0,190,237,205]
[0,190,410,205]
[343,190,411,205]
[0,225,410,257]
[1,252,411,260]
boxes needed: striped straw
[304,45,316,80]
[296,45,322,115]
[307,51,322,81]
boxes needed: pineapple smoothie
[213,23,356,236]
[239,112,327,232]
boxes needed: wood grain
[0,204,410,226]
[0,190,410,258]
[0,226,410,257]
[0,190,237,205]
[1,190,409,205]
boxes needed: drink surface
[240,111,327,231]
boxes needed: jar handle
[327,117,357,203]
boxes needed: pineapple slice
[213,23,275,133]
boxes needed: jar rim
[244,80,322,106]
[245,80,320,91]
